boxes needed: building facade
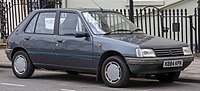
[61,0,198,15]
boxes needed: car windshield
[82,11,140,35]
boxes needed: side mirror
[75,32,88,38]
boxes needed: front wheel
[155,72,180,83]
[101,56,130,88]
[12,51,35,78]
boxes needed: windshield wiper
[130,29,142,34]
[104,29,132,35]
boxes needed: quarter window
[25,13,39,33]
[59,13,86,35]
[35,12,56,34]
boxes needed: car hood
[104,33,188,49]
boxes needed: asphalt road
[1,68,200,91]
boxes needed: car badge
[169,49,173,55]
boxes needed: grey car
[5,8,194,87]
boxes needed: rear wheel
[156,72,180,83]
[12,51,35,78]
[101,56,130,88]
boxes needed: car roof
[33,8,118,13]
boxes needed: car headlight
[182,47,192,55]
[136,48,156,57]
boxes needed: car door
[54,12,94,69]
[23,12,57,65]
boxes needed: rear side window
[25,14,39,33]
[35,12,56,34]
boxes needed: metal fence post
[197,0,200,52]
[189,15,194,53]
[129,0,134,23]
[0,1,2,33]
[0,0,4,39]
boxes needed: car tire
[101,56,130,88]
[66,71,79,75]
[12,51,35,78]
[156,71,180,83]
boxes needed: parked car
[5,8,194,88]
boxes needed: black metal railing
[114,8,199,53]
[0,0,61,39]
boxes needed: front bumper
[5,49,13,61]
[125,56,194,74]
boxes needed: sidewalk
[0,49,200,81]
[180,58,200,80]
[0,49,11,68]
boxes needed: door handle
[56,39,63,43]
[24,36,31,41]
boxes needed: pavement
[0,49,11,68]
[179,58,200,81]
[0,49,200,82]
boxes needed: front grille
[154,48,184,57]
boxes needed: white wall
[63,0,169,9]
[164,0,183,6]
[64,0,128,9]
[62,0,198,12]
[164,0,197,15]
[62,0,67,8]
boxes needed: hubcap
[14,55,27,75]
[105,61,121,83]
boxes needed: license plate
[163,60,183,68]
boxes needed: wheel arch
[97,50,130,81]
[11,47,29,61]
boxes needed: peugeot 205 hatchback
[6,9,194,87]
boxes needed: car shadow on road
[178,78,200,84]
[31,72,99,85]
[31,72,189,88]
[126,79,184,88]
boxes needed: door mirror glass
[75,32,88,38]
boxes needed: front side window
[83,11,139,34]
[35,12,56,34]
[59,13,86,35]
[25,13,39,33]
